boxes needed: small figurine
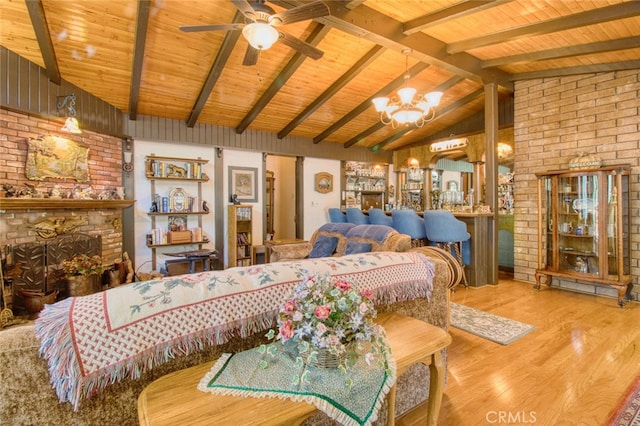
[202,201,209,212]
[150,201,158,213]
[230,193,240,205]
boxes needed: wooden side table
[138,312,451,426]
[263,238,307,263]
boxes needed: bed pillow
[344,241,372,255]
[308,235,339,258]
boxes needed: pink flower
[314,305,331,320]
[279,320,294,340]
[359,302,369,314]
[316,323,327,336]
[361,289,373,299]
[334,279,351,291]
[283,300,296,312]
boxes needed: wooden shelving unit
[228,205,252,268]
[144,155,210,271]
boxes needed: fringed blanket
[35,251,434,409]
[198,337,396,426]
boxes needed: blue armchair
[328,208,347,223]
[368,208,393,227]
[391,209,427,247]
[423,210,471,287]
[346,207,370,225]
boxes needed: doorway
[264,155,297,240]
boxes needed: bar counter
[371,209,495,287]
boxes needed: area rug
[450,303,536,345]
[608,374,640,425]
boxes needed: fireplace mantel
[0,199,135,210]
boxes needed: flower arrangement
[61,254,104,277]
[264,273,389,375]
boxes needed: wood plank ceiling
[1,0,639,152]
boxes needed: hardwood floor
[434,276,640,426]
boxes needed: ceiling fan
[180,0,330,66]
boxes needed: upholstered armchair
[268,224,410,262]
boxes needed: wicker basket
[300,347,345,369]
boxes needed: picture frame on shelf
[228,167,258,202]
[314,172,333,193]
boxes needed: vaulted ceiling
[1,0,639,152]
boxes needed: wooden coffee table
[138,312,451,426]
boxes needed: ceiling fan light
[242,22,279,50]
[397,87,417,105]
[372,97,390,112]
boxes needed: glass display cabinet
[535,165,631,306]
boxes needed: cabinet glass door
[606,173,630,277]
[557,174,599,276]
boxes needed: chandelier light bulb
[243,23,279,50]
[371,49,441,128]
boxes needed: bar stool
[423,210,470,287]
[368,208,393,226]
[328,208,347,223]
[346,207,370,225]
[392,209,427,247]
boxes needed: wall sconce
[56,94,82,134]
[123,137,133,174]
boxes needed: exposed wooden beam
[403,0,513,35]
[448,2,640,54]
[312,62,430,144]
[363,76,468,151]
[482,36,640,68]
[512,60,640,81]
[24,0,60,84]
[235,23,330,135]
[186,11,244,128]
[277,44,385,139]
[127,0,151,121]
[318,1,513,91]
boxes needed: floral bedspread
[35,251,434,409]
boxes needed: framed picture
[315,172,333,193]
[229,166,258,202]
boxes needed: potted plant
[61,254,104,296]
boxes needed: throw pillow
[308,235,339,258]
[344,241,372,255]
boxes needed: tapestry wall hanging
[26,135,90,182]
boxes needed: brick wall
[0,109,124,265]
[514,70,640,301]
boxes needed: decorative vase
[67,274,101,296]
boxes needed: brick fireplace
[1,109,131,309]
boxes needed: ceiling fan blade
[269,1,330,26]
[180,23,245,32]
[231,0,257,21]
[243,45,259,66]
[277,31,324,60]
